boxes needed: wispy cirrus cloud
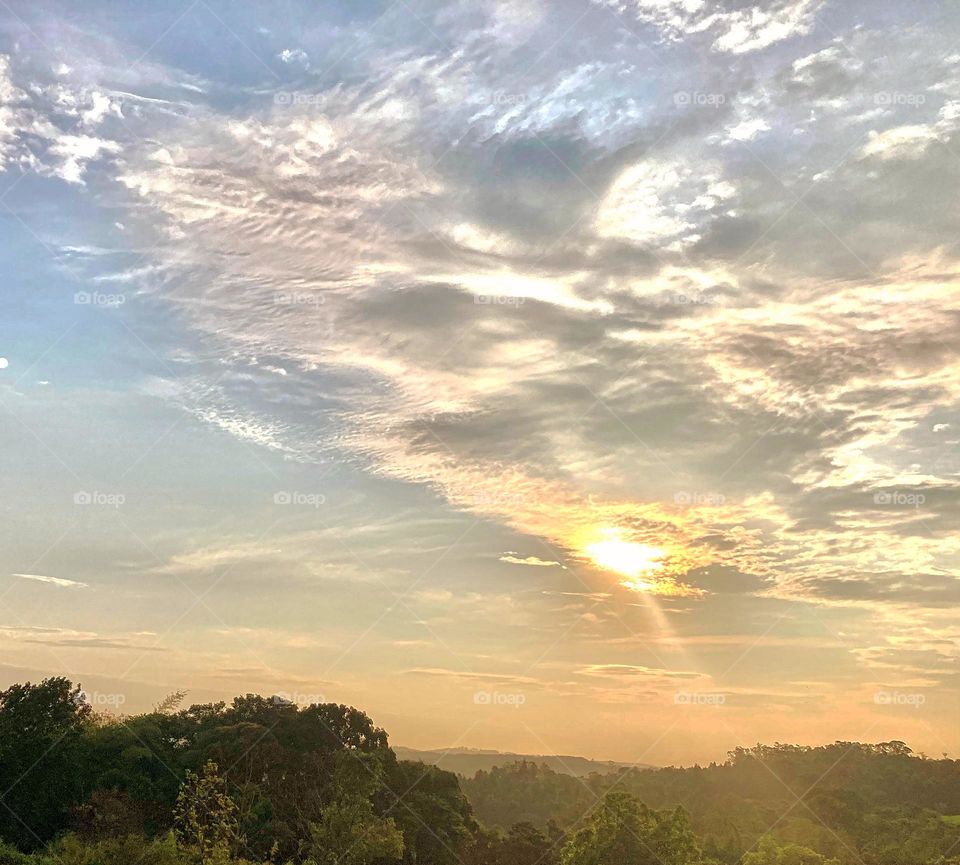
[12,573,88,589]
[2,0,960,759]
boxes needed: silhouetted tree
[0,678,91,850]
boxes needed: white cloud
[726,117,771,141]
[603,0,821,54]
[500,553,563,567]
[0,55,28,171]
[711,0,821,54]
[22,4,960,682]
[48,134,121,184]
[860,101,960,160]
[594,159,736,246]
[861,124,938,160]
[278,48,310,68]
[12,573,89,589]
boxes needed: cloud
[100,52,960,626]
[0,53,122,182]
[725,117,770,141]
[500,553,563,567]
[5,0,960,733]
[600,0,822,54]
[860,102,960,161]
[0,626,163,651]
[404,667,541,686]
[278,48,310,69]
[12,573,88,589]
[594,159,736,247]
[577,663,702,679]
[48,134,121,184]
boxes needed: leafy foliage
[0,679,91,851]
[560,792,700,865]
[1,679,959,865]
[173,761,239,863]
[462,746,960,865]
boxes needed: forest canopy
[0,678,958,865]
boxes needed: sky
[0,0,958,766]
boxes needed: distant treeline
[462,743,960,864]
[1,678,958,865]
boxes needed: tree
[0,678,91,850]
[308,750,404,865]
[385,761,475,865]
[173,761,239,864]
[309,795,404,865]
[462,822,558,865]
[502,822,558,865]
[177,697,394,862]
[561,792,701,865]
[742,837,839,865]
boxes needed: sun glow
[585,535,666,588]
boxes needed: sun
[584,535,666,589]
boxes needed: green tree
[561,792,700,865]
[463,823,558,865]
[308,751,404,865]
[742,836,838,865]
[0,678,91,851]
[308,795,404,865]
[385,761,474,865]
[173,761,239,864]
[502,822,557,865]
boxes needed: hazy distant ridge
[393,745,651,777]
